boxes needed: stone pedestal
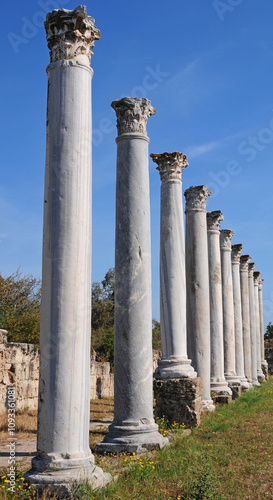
[231,244,250,391]
[258,279,268,379]
[207,211,232,402]
[248,263,259,386]
[96,98,167,453]
[240,255,253,385]
[24,7,110,491]
[154,377,203,428]
[150,152,197,380]
[220,230,241,389]
[185,186,215,412]
[254,272,265,382]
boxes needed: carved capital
[45,5,101,65]
[150,152,188,182]
[248,262,255,276]
[111,97,156,136]
[240,255,251,272]
[220,229,234,250]
[231,244,243,263]
[253,271,261,286]
[207,210,224,231]
[258,278,264,291]
[184,185,212,212]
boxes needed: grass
[0,380,272,499]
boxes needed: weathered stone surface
[265,348,273,375]
[228,383,242,400]
[25,6,110,491]
[153,377,203,428]
[248,263,259,386]
[97,98,167,453]
[220,230,240,386]
[185,186,215,412]
[207,211,232,398]
[151,152,196,379]
[240,255,253,385]
[231,244,250,391]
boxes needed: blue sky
[1,0,273,325]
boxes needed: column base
[210,380,232,395]
[96,422,168,454]
[24,462,111,494]
[153,377,202,428]
[257,369,265,383]
[239,377,251,391]
[210,381,232,405]
[252,378,260,386]
[261,361,268,380]
[154,357,197,379]
[202,399,215,412]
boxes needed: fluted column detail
[207,211,231,397]
[248,263,259,385]
[231,244,250,390]
[185,186,215,411]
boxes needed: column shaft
[240,256,252,384]
[259,279,268,376]
[231,245,250,390]
[248,263,259,385]
[25,6,109,490]
[254,272,264,381]
[207,211,231,398]
[185,186,214,411]
[97,97,167,452]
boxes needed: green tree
[91,268,115,364]
[0,270,41,344]
[265,322,273,340]
[152,318,161,350]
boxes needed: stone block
[228,383,242,400]
[212,394,232,405]
[153,377,203,428]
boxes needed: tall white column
[207,211,231,398]
[231,244,250,390]
[240,255,253,384]
[220,230,241,387]
[25,6,110,490]
[248,263,260,386]
[253,271,265,381]
[185,186,215,412]
[150,152,196,379]
[259,278,268,376]
[97,97,167,452]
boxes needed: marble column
[150,152,197,379]
[248,263,260,386]
[207,211,232,401]
[231,244,250,390]
[25,6,110,491]
[258,279,268,378]
[240,255,253,384]
[253,271,265,382]
[185,185,215,412]
[220,230,241,393]
[151,153,201,429]
[97,97,167,452]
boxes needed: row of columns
[26,5,267,492]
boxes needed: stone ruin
[1,4,267,493]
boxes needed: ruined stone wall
[265,348,273,375]
[0,330,114,413]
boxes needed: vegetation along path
[0,378,272,499]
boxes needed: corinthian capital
[220,229,234,250]
[240,255,251,272]
[111,97,156,136]
[253,271,261,286]
[150,152,188,182]
[231,244,243,263]
[184,185,212,212]
[248,262,255,276]
[45,5,101,65]
[207,210,224,231]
